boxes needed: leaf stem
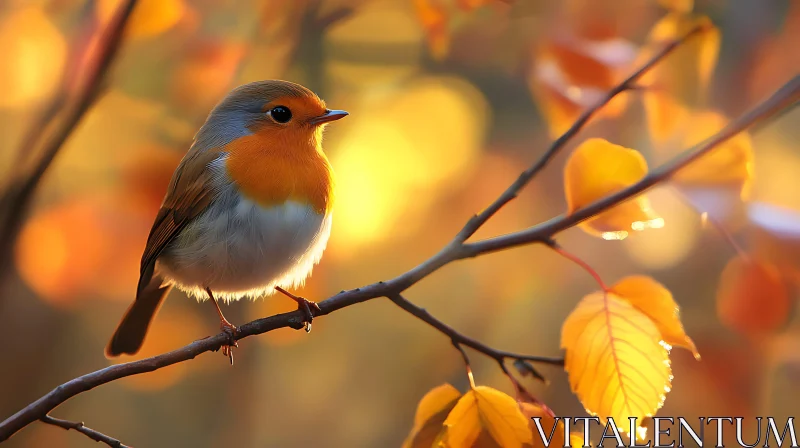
[452,341,477,389]
[547,241,609,291]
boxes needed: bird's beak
[310,109,349,125]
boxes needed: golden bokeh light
[329,75,488,249]
[0,6,67,108]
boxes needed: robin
[105,80,347,362]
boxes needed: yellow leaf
[717,256,791,337]
[441,386,533,448]
[564,138,663,239]
[404,384,462,448]
[646,14,719,97]
[561,291,672,427]
[610,276,700,359]
[569,433,588,447]
[642,89,690,144]
[673,110,754,195]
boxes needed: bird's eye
[269,106,292,123]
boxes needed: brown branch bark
[0,26,795,444]
[40,415,130,448]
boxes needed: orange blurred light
[15,194,157,306]
[717,256,792,337]
[16,199,109,307]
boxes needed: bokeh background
[0,0,798,446]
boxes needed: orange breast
[224,132,334,214]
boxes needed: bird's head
[194,80,348,152]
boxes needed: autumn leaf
[564,138,663,239]
[611,276,700,359]
[541,38,620,89]
[717,256,792,337]
[403,384,462,448]
[642,89,690,144]
[639,14,719,149]
[645,14,719,97]
[673,110,754,194]
[529,36,635,138]
[645,108,753,225]
[439,386,533,448]
[561,291,672,428]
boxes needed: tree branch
[40,415,130,448]
[387,293,564,366]
[0,28,795,444]
[461,74,799,257]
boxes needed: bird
[105,80,347,362]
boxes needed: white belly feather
[156,195,332,303]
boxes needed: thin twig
[0,33,794,445]
[388,293,564,366]
[0,0,137,275]
[40,415,129,448]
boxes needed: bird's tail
[105,275,171,358]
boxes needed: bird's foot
[219,318,239,365]
[296,297,321,333]
[275,286,321,333]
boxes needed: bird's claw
[219,321,239,365]
[297,298,321,333]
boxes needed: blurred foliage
[0,0,798,447]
